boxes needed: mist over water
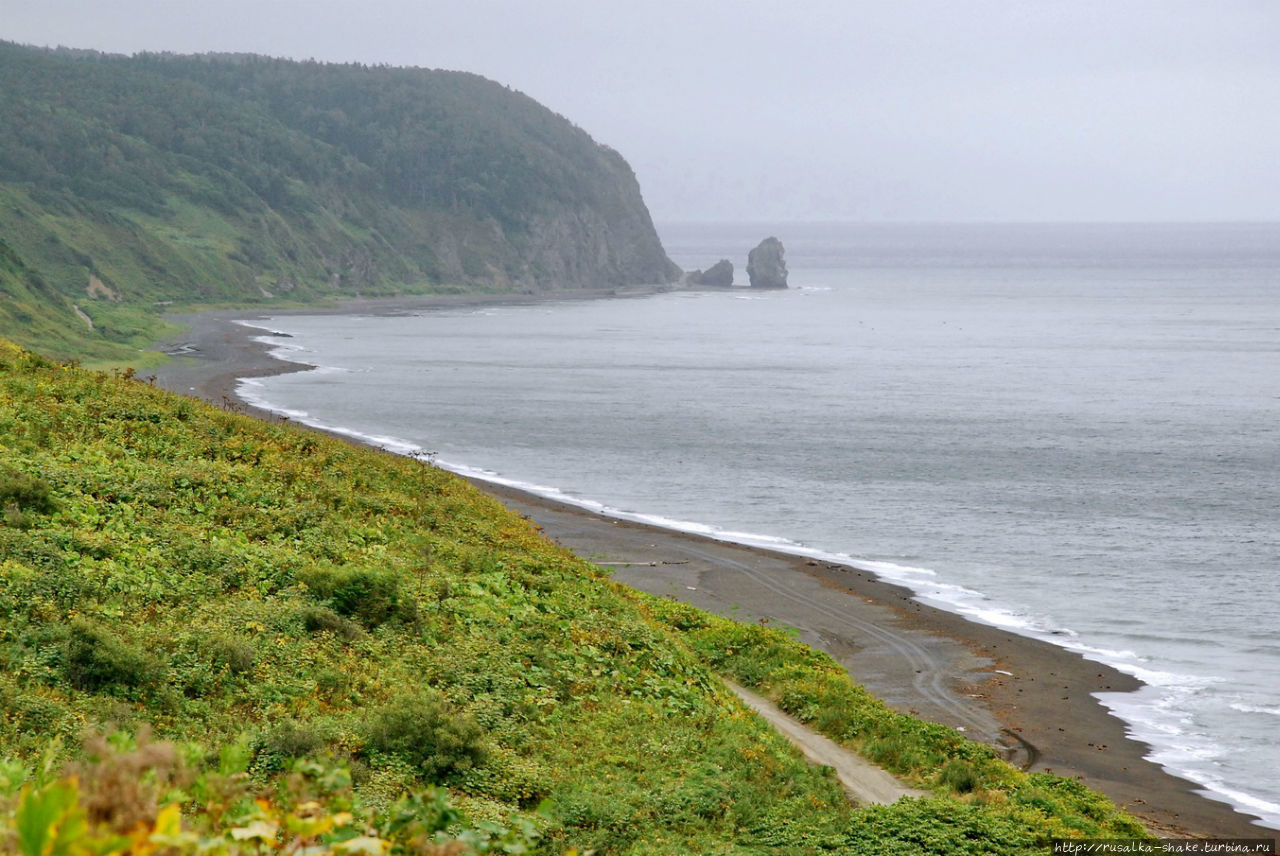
[240,222,1280,827]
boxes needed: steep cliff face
[514,146,681,289]
[0,43,679,357]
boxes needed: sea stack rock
[747,237,788,289]
[688,259,734,287]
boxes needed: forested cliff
[0,42,679,360]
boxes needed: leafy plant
[299,565,417,628]
[255,720,333,772]
[299,605,364,641]
[0,468,55,515]
[363,693,487,782]
[939,759,980,794]
[62,620,161,696]
[203,633,258,675]
[0,467,56,529]
[0,736,541,855]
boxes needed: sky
[4,0,1279,223]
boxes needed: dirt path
[727,681,926,806]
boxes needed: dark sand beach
[149,301,1277,841]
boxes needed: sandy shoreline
[148,297,1276,840]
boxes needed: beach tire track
[999,727,1040,770]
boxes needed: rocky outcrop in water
[687,259,734,287]
[747,237,788,289]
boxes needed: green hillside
[0,339,1146,853]
[0,42,679,363]
[0,39,1149,855]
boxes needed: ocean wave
[236,378,312,422]
[234,320,318,366]
[1230,702,1280,717]
[234,378,424,458]
[1103,687,1280,824]
[1195,779,1280,821]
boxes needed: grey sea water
[239,222,1280,827]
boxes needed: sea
[236,222,1280,828]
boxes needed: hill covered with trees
[0,42,679,362]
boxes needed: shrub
[2,503,25,529]
[0,561,89,614]
[860,734,930,775]
[5,693,69,734]
[938,759,980,794]
[363,693,486,782]
[70,732,185,835]
[299,565,416,628]
[299,605,363,641]
[204,634,257,675]
[63,620,161,695]
[0,467,56,515]
[844,799,1041,855]
[0,466,56,529]
[0,735,540,855]
[255,720,332,772]
[315,669,349,699]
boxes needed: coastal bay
[150,298,1277,840]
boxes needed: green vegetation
[363,693,488,782]
[646,599,1150,844]
[1,735,542,855]
[0,337,1146,853]
[0,42,677,364]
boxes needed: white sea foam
[236,380,427,458]
[1195,780,1280,823]
[234,320,318,366]
[1230,702,1280,717]
[236,378,312,422]
[1100,687,1280,827]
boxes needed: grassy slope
[0,340,1146,854]
[0,175,443,367]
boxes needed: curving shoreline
[149,298,1277,840]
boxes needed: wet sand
[149,300,1277,840]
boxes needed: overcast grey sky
[4,1,1279,223]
